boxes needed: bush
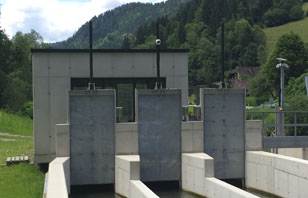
[289,4,305,21]
[285,95,308,136]
[264,8,289,27]
[21,101,33,119]
[246,96,257,106]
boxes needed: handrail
[246,111,308,138]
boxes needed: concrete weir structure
[44,88,265,198]
[32,49,189,163]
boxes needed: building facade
[32,49,189,163]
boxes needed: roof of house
[231,79,248,90]
[229,67,259,77]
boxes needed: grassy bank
[0,134,33,164]
[0,110,44,198]
[0,110,33,136]
[0,164,44,198]
[264,3,308,56]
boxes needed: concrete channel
[43,89,308,198]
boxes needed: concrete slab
[70,90,115,185]
[202,88,246,180]
[137,89,181,182]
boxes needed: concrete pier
[182,153,259,198]
[46,157,70,198]
[115,155,159,198]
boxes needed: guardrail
[246,111,308,148]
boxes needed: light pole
[276,58,289,109]
[276,58,289,137]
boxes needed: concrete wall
[54,120,254,157]
[246,151,308,197]
[115,123,138,155]
[278,148,304,159]
[55,124,70,157]
[245,120,262,151]
[115,155,159,198]
[32,51,188,163]
[53,119,261,160]
[114,121,203,155]
[46,157,70,198]
[278,148,308,160]
[181,121,203,153]
[182,153,259,198]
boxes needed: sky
[0,0,165,43]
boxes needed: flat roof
[31,48,189,53]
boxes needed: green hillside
[52,0,190,49]
[264,3,308,56]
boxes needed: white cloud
[0,0,166,43]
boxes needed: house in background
[229,66,259,95]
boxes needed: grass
[0,110,33,136]
[0,135,33,164]
[246,96,257,107]
[0,164,44,198]
[0,110,44,198]
[264,3,308,56]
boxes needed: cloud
[0,0,166,43]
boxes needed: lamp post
[276,58,289,137]
[276,58,289,109]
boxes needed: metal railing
[247,111,308,136]
[247,111,308,148]
[182,105,201,121]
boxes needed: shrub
[21,101,33,119]
[264,9,289,27]
[289,4,305,21]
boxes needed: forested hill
[129,0,306,85]
[52,0,190,49]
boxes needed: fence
[246,111,308,148]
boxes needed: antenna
[155,22,162,89]
[221,22,225,88]
[88,20,95,91]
